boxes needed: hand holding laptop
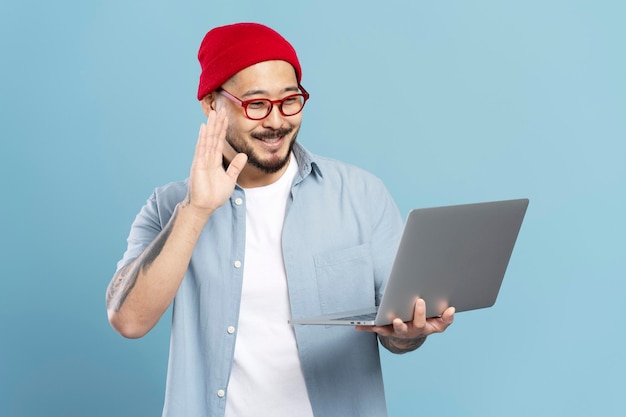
[356,297,455,344]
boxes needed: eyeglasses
[218,85,310,120]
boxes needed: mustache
[250,127,293,140]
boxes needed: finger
[192,122,209,170]
[356,325,393,337]
[425,306,455,333]
[412,298,427,328]
[441,306,455,327]
[204,110,227,162]
[355,325,376,332]
[211,108,228,145]
[225,152,248,182]
[392,318,408,336]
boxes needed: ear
[200,92,218,117]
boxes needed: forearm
[106,201,212,338]
[379,335,427,354]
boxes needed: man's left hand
[356,298,455,352]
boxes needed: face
[204,60,303,179]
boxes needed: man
[106,22,454,417]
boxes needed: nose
[261,104,285,129]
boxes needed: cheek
[227,114,260,134]
[222,140,238,160]
[288,113,303,127]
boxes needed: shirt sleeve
[115,181,187,272]
[115,192,163,272]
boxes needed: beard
[225,125,300,174]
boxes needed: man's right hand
[186,108,248,215]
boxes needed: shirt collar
[292,142,323,181]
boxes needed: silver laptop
[289,198,529,326]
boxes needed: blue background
[1,0,624,416]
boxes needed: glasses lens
[245,100,272,120]
[280,95,305,116]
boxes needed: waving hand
[186,108,248,213]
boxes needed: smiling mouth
[252,128,293,144]
[252,133,290,149]
[258,136,283,144]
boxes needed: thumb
[225,153,248,182]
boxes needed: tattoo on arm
[106,262,139,313]
[379,335,427,354]
[106,210,177,313]
[181,193,191,208]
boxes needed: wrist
[380,335,427,354]
[177,199,214,224]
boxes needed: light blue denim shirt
[117,143,404,417]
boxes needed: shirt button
[217,389,225,398]
[234,197,243,206]
[234,260,242,268]
[227,326,236,334]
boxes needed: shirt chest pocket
[313,243,376,314]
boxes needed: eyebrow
[240,86,300,98]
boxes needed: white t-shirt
[225,154,314,417]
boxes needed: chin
[251,141,295,174]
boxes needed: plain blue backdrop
[1,0,624,416]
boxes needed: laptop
[289,198,529,326]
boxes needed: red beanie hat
[197,22,302,100]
